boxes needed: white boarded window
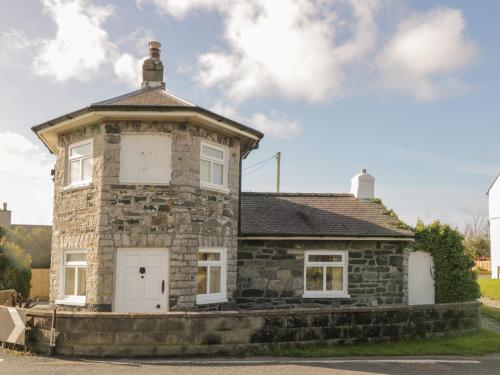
[120,134,171,184]
[303,250,349,298]
[200,142,228,191]
[196,248,227,304]
[68,139,93,187]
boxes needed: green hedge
[0,226,32,297]
[414,221,480,303]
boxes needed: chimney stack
[350,169,375,199]
[142,41,165,89]
[0,202,11,227]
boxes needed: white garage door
[408,251,435,305]
[115,248,169,313]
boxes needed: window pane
[69,160,81,184]
[326,267,343,291]
[82,158,92,181]
[308,254,342,263]
[198,252,221,261]
[77,268,86,296]
[67,253,86,262]
[209,266,221,294]
[70,143,91,158]
[202,145,224,160]
[197,266,207,294]
[305,266,323,291]
[64,267,75,296]
[200,159,211,183]
[213,163,224,185]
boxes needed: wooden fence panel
[30,268,50,300]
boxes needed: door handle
[161,280,165,294]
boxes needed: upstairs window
[197,248,227,304]
[200,142,228,191]
[119,133,171,184]
[58,249,87,306]
[303,250,348,298]
[68,139,93,187]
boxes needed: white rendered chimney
[351,169,375,199]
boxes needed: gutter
[238,236,415,242]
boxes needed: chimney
[0,202,11,227]
[350,169,375,199]
[142,41,165,89]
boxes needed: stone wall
[51,120,242,312]
[27,302,481,357]
[236,240,411,309]
[50,124,103,307]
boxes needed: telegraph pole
[276,152,281,193]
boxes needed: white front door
[115,248,169,313]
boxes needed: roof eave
[239,234,415,241]
[32,106,263,154]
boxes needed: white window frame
[67,139,93,188]
[56,249,87,306]
[200,141,229,193]
[303,250,349,299]
[196,247,227,304]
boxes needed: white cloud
[144,0,379,102]
[114,53,144,87]
[0,29,36,68]
[377,8,478,100]
[136,0,220,18]
[250,111,302,138]
[33,0,115,82]
[0,132,54,224]
[209,101,301,138]
[143,1,478,102]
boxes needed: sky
[0,0,499,227]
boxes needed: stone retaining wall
[27,302,480,357]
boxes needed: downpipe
[48,307,57,356]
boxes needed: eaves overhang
[32,105,264,155]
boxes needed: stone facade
[50,120,242,311]
[27,302,481,357]
[236,240,411,309]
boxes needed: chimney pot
[142,41,165,89]
[350,169,375,199]
[2,202,6,211]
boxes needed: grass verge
[479,279,500,301]
[482,305,500,323]
[262,330,500,357]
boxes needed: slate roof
[91,87,194,107]
[240,192,414,238]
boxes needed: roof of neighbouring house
[31,86,264,139]
[240,192,414,238]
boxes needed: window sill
[62,182,93,192]
[55,298,87,307]
[196,295,228,305]
[302,292,350,299]
[200,183,230,194]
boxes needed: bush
[415,220,480,303]
[0,226,31,297]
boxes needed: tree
[415,220,480,303]
[0,226,31,297]
[5,226,51,268]
[463,214,490,259]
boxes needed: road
[2,351,500,375]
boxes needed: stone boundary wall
[25,302,480,357]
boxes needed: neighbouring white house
[487,174,500,279]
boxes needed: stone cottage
[32,41,413,313]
